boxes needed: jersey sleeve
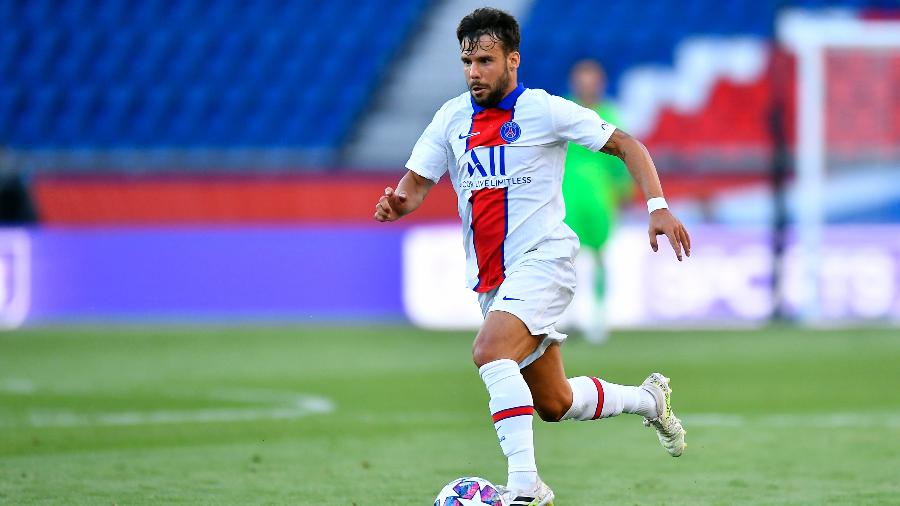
[405,105,451,183]
[548,94,617,152]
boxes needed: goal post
[778,11,900,324]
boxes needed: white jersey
[406,84,616,292]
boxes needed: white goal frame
[778,11,900,323]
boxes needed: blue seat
[0,86,23,139]
[0,30,22,73]
[92,87,137,146]
[18,86,62,146]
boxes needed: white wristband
[647,197,668,214]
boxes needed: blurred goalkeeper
[561,59,635,344]
[374,8,690,506]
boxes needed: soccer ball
[434,476,504,506]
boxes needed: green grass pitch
[1,325,899,504]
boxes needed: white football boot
[641,372,687,457]
[498,478,555,506]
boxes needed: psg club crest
[499,121,521,142]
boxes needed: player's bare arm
[601,128,692,261]
[373,169,434,222]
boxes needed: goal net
[779,11,900,324]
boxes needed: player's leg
[473,310,543,494]
[523,343,687,457]
[473,309,548,367]
[586,209,612,344]
[522,343,653,421]
[520,344,571,422]
[586,248,609,344]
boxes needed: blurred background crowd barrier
[1,0,899,329]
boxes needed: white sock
[560,376,658,420]
[479,359,538,492]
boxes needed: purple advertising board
[401,224,900,329]
[627,225,900,324]
[1,226,405,325]
[0,224,899,328]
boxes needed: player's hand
[373,187,408,222]
[648,208,691,261]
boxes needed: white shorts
[478,256,577,369]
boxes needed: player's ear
[507,50,520,71]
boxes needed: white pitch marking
[355,411,900,429]
[0,381,334,428]
[4,379,898,430]
[24,396,334,428]
[351,411,900,429]
[0,378,36,394]
[683,412,900,429]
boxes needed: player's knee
[472,337,500,368]
[534,400,569,422]
[473,330,514,368]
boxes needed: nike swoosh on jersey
[502,296,523,301]
[458,131,481,139]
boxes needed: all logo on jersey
[466,146,506,177]
[499,121,521,142]
[461,145,531,190]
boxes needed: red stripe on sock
[590,377,605,420]
[491,405,533,423]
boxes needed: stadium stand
[521,0,898,98]
[0,0,429,151]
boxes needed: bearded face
[461,34,517,108]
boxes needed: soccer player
[374,8,690,506]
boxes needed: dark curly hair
[456,7,520,55]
